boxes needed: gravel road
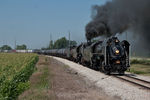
[49,56,150,100]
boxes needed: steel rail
[113,75,150,90]
[124,74,150,84]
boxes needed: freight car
[37,37,130,75]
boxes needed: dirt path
[19,56,119,100]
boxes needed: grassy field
[18,56,52,100]
[0,53,38,100]
[129,58,150,76]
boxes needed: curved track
[113,74,150,90]
[62,56,150,91]
[46,55,150,91]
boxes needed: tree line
[42,37,77,50]
[0,37,77,50]
[0,44,27,50]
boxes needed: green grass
[131,59,150,65]
[19,56,53,100]
[127,57,150,75]
[34,57,51,90]
[128,64,150,76]
[127,57,150,76]
[0,53,38,100]
[35,66,50,90]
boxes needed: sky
[0,0,110,49]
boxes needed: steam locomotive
[36,37,130,75]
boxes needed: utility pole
[68,31,71,57]
[49,34,52,49]
[6,40,7,45]
[3,40,4,45]
[69,31,70,49]
[15,39,16,50]
[50,34,52,42]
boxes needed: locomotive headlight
[115,50,119,54]
[116,60,120,64]
[115,40,119,42]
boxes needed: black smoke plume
[85,0,150,51]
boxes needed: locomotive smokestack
[86,0,150,50]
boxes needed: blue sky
[0,0,110,49]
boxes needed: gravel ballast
[49,56,150,100]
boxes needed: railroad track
[113,74,150,90]
[49,56,150,91]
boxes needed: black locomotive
[36,37,130,75]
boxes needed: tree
[42,37,77,50]
[41,47,49,50]
[16,44,27,50]
[0,45,12,50]
[70,40,77,47]
[53,37,68,49]
[53,37,77,49]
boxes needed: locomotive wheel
[90,58,99,70]
[78,57,82,64]
[90,59,94,69]
[77,54,82,64]
[91,62,98,70]
[101,63,110,75]
[89,61,93,69]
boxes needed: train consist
[36,37,130,75]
